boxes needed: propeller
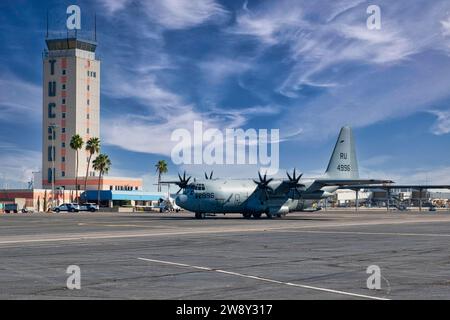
[286,168,305,198]
[176,171,191,194]
[253,171,273,202]
[204,171,214,180]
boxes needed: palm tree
[92,153,111,206]
[70,134,84,202]
[155,160,168,192]
[43,190,48,212]
[84,137,100,193]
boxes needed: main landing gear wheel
[242,212,252,219]
[195,212,206,219]
[252,212,262,219]
[266,212,273,219]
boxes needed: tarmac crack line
[137,257,390,300]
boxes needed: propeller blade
[210,171,213,179]
[286,170,292,181]
[205,172,208,179]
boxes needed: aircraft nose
[175,194,188,206]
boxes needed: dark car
[4,203,18,213]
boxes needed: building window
[86,128,90,134]
[62,171,65,177]
[48,103,56,118]
[62,84,66,90]
[62,98,66,105]
[48,146,55,161]
[62,113,66,119]
[87,70,89,77]
[62,69,66,75]
[48,126,56,140]
[62,142,65,148]
[62,156,65,162]
[86,114,90,119]
[49,59,56,75]
[48,81,56,97]
[87,99,90,105]
[62,128,66,133]
[47,168,53,183]
[87,85,90,91]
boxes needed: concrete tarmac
[0,210,449,300]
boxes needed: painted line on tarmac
[274,230,450,238]
[137,257,389,300]
[2,218,450,246]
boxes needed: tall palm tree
[84,137,100,193]
[92,153,111,206]
[155,160,168,192]
[70,134,84,202]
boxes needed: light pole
[49,124,59,209]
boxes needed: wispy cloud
[0,142,40,188]
[429,109,450,135]
[0,73,41,122]
[198,57,253,84]
[99,0,229,29]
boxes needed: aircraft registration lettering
[195,193,215,199]
[337,164,351,171]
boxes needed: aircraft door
[234,193,241,207]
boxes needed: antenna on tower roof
[94,13,97,41]
[46,9,49,38]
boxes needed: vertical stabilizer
[324,126,359,179]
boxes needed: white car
[79,203,99,212]
[53,203,80,213]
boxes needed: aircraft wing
[272,179,393,195]
[339,184,450,190]
[159,181,180,185]
[271,181,295,195]
[307,179,394,192]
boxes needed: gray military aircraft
[165,126,393,219]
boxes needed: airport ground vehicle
[79,203,99,212]
[4,203,18,213]
[52,203,80,213]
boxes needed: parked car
[53,203,80,213]
[79,203,99,212]
[4,203,18,213]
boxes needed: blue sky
[1,0,450,190]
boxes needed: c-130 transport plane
[164,126,393,219]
